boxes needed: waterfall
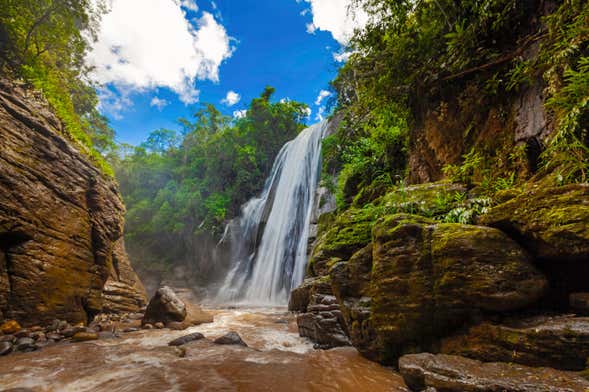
[216,121,327,305]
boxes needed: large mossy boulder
[399,353,589,392]
[364,214,547,363]
[441,315,589,370]
[480,184,589,261]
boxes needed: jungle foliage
[0,0,115,174]
[114,88,308,270]
[325,0,588,208]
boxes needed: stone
[480,183,589,261]
[71,332,99,342]
[1,320,21,334]
[570,293,589,315]
[0,78,146,326]
[143,323,154,330]
[46,333,64,341]
[168,332,205,346]
[166,321,189,330]
[296,294,350,349]
[0,335,15,343]
[97,331,117,339]
[14,330,29,338]
[0,341,12,355]
[288,276,332,312]
[213,332,248,347]
[122,327,139,333]
[154,322,165,329]
[15,337,36,352]
[441,315,589,371]
[399,353,589,392]
[142,286,187,326]
[61,328,76,338]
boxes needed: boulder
[71,332,99,342]
[288,276,332,312]
[364,214,546,363]
[15,337,36,352]
[213,331,247,346]
[441,315,589,370]
[399,353,589,392]
[480,184,589,261]
[296,294,350,349]
[0,79,146,326]
[0,341,12,355]
[168,332,205,346]
[1,320,21,334]
[142,286,186,325]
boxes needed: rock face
[0,79,146,326]
[480,184,589,262]
[399,353,589,392]
[142,286,186,325]
[296,294,350,349]
[441,316,589,371]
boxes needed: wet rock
[441,315,589,370]
[0,334,15,343]
[1,320,21,334]
[480,184,589,261]
[214,331,248,346]
[29,326,43,332]
[122,327,139,333]
[97,331,117,339]
[14,330,30,339]
[15,337,36,352]
[166,321,189,330]
[363,214,547,363]
[296,294,350,349]
[154,322,165,329]
[399,353,589,392]
[0,341,12,355]
[61,328,76,338]
[71,332,99,342]
[31,332,46,342]
[168,332,205,346]
[143,323,154,330]
[128,313,144,320]
[46,333,64,341]
[288,277,332,312]
[0,79,146,326]
[142,286,187,326]
[570,293,589,315]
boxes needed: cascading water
[217,121,327,305]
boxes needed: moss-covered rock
[441,315,589,371]
[480,184,589,261]
[367,214,547,363]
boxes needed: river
[0,307,408,391]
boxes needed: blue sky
[88,0,367,146]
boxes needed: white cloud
[315,106,325,121]
[178,0,198,11]
[333,50,352,62]
[315,90,331,105]
[150,96,170,110]
[233,109,247,119]
[222,90,241,106]
[96,87,132,120]
[306,23,317,34]
[303,0,369,45]
[87,0,234,116]
[303,107,312,117]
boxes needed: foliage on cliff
[114,87,308,271]
[324,0,588,207]
[0,0,115,174]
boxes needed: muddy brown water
[0,308,408,391]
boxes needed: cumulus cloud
[315,106,325,121]
[87,0,234,116]
[303,0,369,45]
[233,109,247,119]
[303,107,312,117]
[222,90,241,106]
[315,90,331,105]
[150,96,170,110]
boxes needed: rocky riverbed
[0,307,408,392]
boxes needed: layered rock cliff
[0,79,146,326]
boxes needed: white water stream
[217,121,327,304]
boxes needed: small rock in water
[16,337,36,352]
[1,320,21,334]
[154,322,165,329]
[61,328,76,338]
[0,335,15,343]
[30,326,43,332]
[166,321,188,330]
[168,332,205,346]
[0,341,12,356]
[143,323,154,330]
[71,332,99,342]
[46,333,64,341]
[123,327,139,333]
[213,331,248,347]
[14,330,30,338]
